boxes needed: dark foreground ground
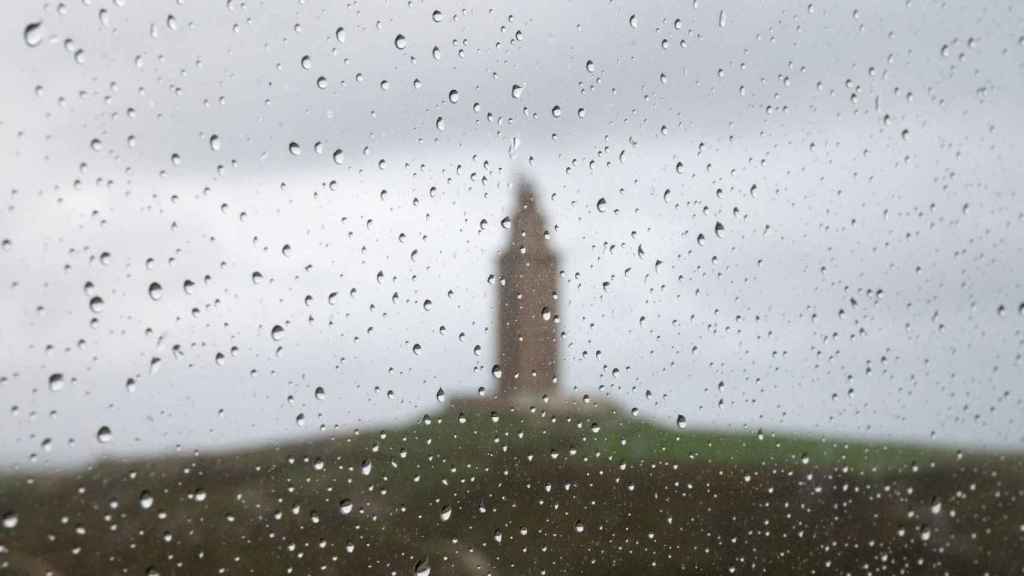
[1,404,1022,575]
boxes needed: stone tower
[496,180,560,401]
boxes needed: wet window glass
[2,1,1023,574]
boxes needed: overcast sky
[1,0,1023,470]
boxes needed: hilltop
[0,404,1021,575]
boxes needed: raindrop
[360,460,372,475]
[289,142,302,156]
[448,89,459,103]
[511,84,523,99]
[435,116,446,131]
[314,386,326,400]
[89,296,104,313]
[271,325,285,341]
[714,222,725,238]
[339,499,354,515]
[432,10,443,23]
[139,491,154,509]
[440,506,452,521]
[48,373,64,392]
[2,512,17,529]
[209,134,221,151]
[676,414,687,429]
[148,282,163,301]
[96,426,113,443]
[335,27,346,43]
[24,22,43,47]
[414,559,431,576]
[596,198,607,212]
[491,364,503,379]
[394,34,407,50]
[436,388,445,403]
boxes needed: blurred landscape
[2,403,1022,575]
[3,0,1024,574]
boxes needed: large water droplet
[271,325,285,341]
[24,22,43,47]
[394,34,407,50]
[148,282,163,301]
[96,426,113,443]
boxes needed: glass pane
[2,0,1022,574]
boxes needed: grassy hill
[0,405,1021,575]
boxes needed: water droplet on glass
[436,388,445,403]
[289,142,302,156]
[96,426,113,443]
[139,491,154,509]
[511,84,523,99]
[360,460,372,475]
[271,325,285,341]
[432,10,443,23]
[492,365,503,379]
[414,559,431,576]
[2,512,18,529]
[148,282,163,301]
[209,134,221,151]
[394,34,407,50]
[676,414,687,429]
[24,22,43,47]
[448,89,459,103]
[48,373,64,392]
[339,499,353,515]
[596,198,607,212]
[89,296,104,313]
